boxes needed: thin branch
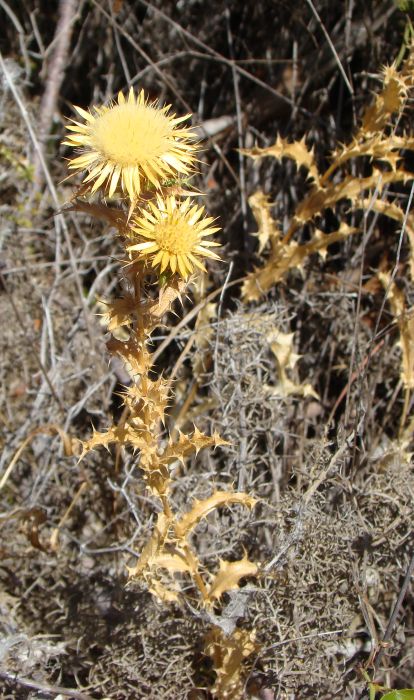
[305,0,354,95]
[35,0,79,186]
[0,670,94,700]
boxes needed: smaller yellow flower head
[63,88,197,201]
[128,196,221,278]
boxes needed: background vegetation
[1,1,414,698]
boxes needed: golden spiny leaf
[100,296,136,332]
[107,335,151,377]
[208,555,258,602]
[242,51,414,300]
[79,424,149,458]
[147,578,180,604]
[295,168,412,226]
[205,627,257,700]
[266,326,319,399]
[151,551,192,573]
[160,428,228,467]
[143,546,203,603]
[267,329,299,371]
[122,378,169,425]
[243,165,412,301]
[242,135,320,184]
[248,191,280,253]
[360,198,414,281]
[118,280,187,334]
[175,491,256,539]
[127,512,170,578]
[141,462,170,497]
[379,272,414,389]
[145,278,187,319]
[243,221,357,300]
[362,64,407,134]
[331,135,414,175]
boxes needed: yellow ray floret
[128,196,221,278]
[62,88,198,201]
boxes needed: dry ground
[1,1,414,698]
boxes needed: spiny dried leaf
[331,131,414,176]
[382,64,408,111]
[160,428,228,467]
[64,200,129,230]
[149,551,192,575]
[141,464,170,497]
[266,378,318,399]
[379,272,414,389]
[122,378,170,424]
[208,555,259,602]
[362,63,408,134]
[128,526,204,603]
[145,544,205,604]
[244,162,413,300]
[99,296,136,332]
[127,512,170,579]
[101,280,186,338]
[205,627,257,700]
[243,222,358,300]
[332,135,400,172]
[295,168,412,226]
[144,278,187,320]
[79,423,149,459]
[175,491,256,539]
[360,198,414,281]
[107,335,151,377]
[266,326,319,399]
[267,329,299,371]
[247,190,280,253]
[147,578,180,604]
[242,135,320,184]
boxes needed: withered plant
[63,87,259,698]
[241,43,414,443]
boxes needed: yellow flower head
[128,196,221,278]
[63,88,197,201]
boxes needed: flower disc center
[92,103,172,167]
[156,218,196,254]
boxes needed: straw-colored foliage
[240,48,414,428]
[242,58,414,304]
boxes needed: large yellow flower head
[63,88,197,201]
[128,196,221,278]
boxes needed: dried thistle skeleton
[242,51,414,306]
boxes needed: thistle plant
[241,54,414,303]
[63,88,258,698]
[241,45,414,438]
